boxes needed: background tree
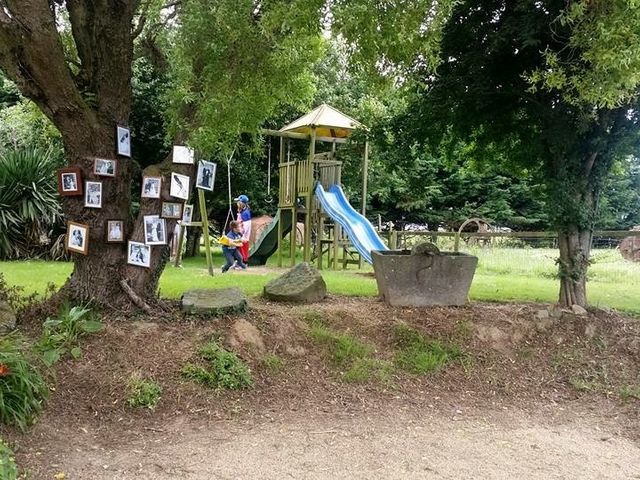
[402,0,640,307]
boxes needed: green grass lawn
[0,246,638,314]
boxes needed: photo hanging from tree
[196,160,216,191]
[66,221,89,255]
[57,167,83,196]
[170,172,190,200]
[84,181,103,208]
[182,204,194,225]
[144,215,167,245]
[116,125,131,157]
[141,176,162,199]
[161,202,182,219]
[106,220,125,243]
[172,145,195,164]
[127,241,150,268]
[94,158,117,177]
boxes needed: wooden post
[317,214,324,269]
[304,128,316,262]
[290,207,296,267]
[277,208,283,268]
[362,140,369,216]
[174,224,186,267]
[198,189,214,276]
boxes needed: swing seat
[218,235,233,247]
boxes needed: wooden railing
[278,161,296,207]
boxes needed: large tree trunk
[0,1,190,310]
[557,227,591,307]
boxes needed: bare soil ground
[4,296,640,479]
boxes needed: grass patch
[305,313,390,383]
[181,341,252,390]
[392,324,462,375]
[0,438,17,480]
[619,385,640,402]
[127,375,162,409]
[262,354,284,373]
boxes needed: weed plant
[0,334,48,431]
[0,438,17,480]
[181,342,252,390]
[127,375,162,409]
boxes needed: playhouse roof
[279,103,363,138]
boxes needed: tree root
[120,279,153,314]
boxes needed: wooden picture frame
[84,181,103,208]
[161,202,183,219]
[94,158,117,177]
[127,241,150,268]
[66,221,89,255]
[116,125,131,157]
[141,176,162,199]
[105,220,125,243]
[57,167,83,197]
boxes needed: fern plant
[0,147,63,259]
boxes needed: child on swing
[221,221,247,273]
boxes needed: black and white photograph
[141,176,161,199]
[94,158,117,177]
[161,202,183,219]
[106,220,124,243]
[66,221,89,255]
[84,181,103,208]
[170,172,190,200]
[127,241,150,268]
[181,204,194,225]
[172,145,195,164]
[57,167,83,196]
[116,125,131,157]
[196,160,216,191]
[144,215,167,245]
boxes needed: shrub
[36,304,103,366]
[181,342,252,390]
[0,334,48,431]
[393,324,462,374]
[0,438,17,480]
[0,147,63,260]
[127,375,162,409]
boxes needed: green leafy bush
[181,342,252,390]
[0,334,48,431]
[0,147,63,260]
[36,304,103,366]
[127,375,162,409]
[0,438,17,480]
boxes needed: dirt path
[30,408,639,479]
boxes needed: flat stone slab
[264,262,327,303]
[181,288,248,316]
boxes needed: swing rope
[222,149,236,233]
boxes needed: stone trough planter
[372,246,478,307]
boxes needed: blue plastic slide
[314,183,388,264]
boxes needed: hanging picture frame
[84,181,103,208]
[127,241,150,268]
[141,176,162,199]
[57,167,83,197]
[143,215,167,245]
[172,145,195,164]
[94,158,117,177]
[170,172,190,200]
[161,202,183,219]
[105,220,125,243]
[181,204,194,225]
[66,221,89,255]
[116,125,131,157]
[196,160,216,191]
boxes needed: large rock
[0,301,16,333]
[264,263,327,303]
[181,288,248,316]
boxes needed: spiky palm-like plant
[0,148,62,259]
